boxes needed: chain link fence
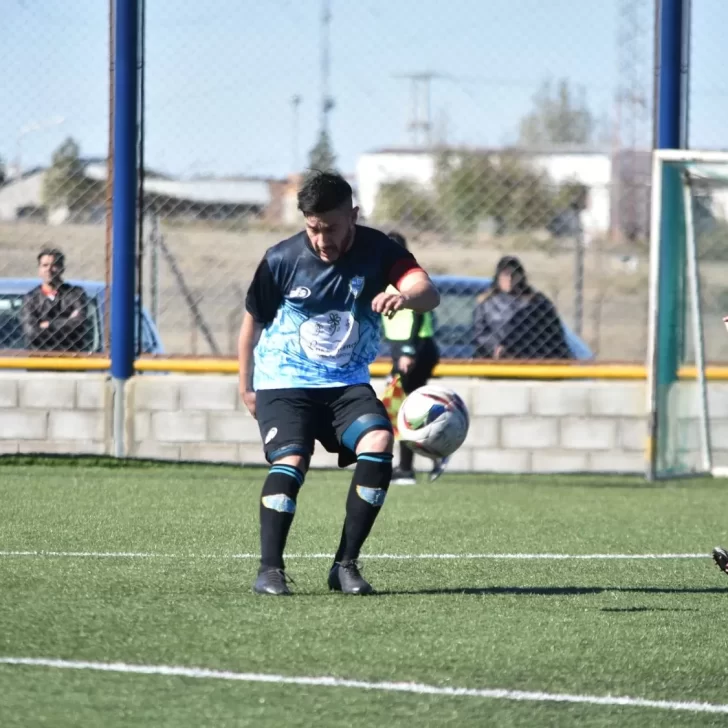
[1,1,725,363]
[0,2,111,357]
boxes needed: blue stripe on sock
[357,453,394,463]
[269,465,305,486]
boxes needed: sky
[2,0,728,180]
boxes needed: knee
[356,428,394,455]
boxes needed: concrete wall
[0,372,723,473]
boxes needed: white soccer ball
[397,384,469,460]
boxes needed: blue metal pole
[656,0,683,150]
[652,0,688,476]
[111,0,139,456]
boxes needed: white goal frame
[646,150,728,480]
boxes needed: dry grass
[2,220,727,362]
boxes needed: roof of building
[83,163,271,206]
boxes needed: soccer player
[238,171,440,596]
[713,546,728,575]
[382,231,445,486]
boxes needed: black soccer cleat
[253,567,293,596]
[712,546,728,575]
[391,468,416,486]
[328,560,374,595]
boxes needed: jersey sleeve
[245,257,283,325]
[382,239,424,289]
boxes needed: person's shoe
[429,456,450,483]
[391,467,416,486]
[328,560,374,595]
[253,567,293,595]
[713,546,728,575]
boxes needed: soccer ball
[397,384,469,460]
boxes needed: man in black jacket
[20,248,90,352]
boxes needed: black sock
[334,452,393,564]
[259,464,304,570]
[398,441,414,472]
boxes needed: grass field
[2,459,728,727]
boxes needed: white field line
[0,550,709,560]
[0,657,726,715]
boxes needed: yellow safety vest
[381,285,434,341]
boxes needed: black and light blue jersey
[246,225,420,390]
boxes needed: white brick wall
[4,373,728,474]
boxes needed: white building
[356,147,616,240]
[0,162,272,223]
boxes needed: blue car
[379,274,593,360]
[0,278,164,355]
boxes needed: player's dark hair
[388,231,408,250]
[297,170,353,215]
[37,247,65,269]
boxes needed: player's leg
[329,385,394,594]
[393,339,441,484]
[713,546,728,575]
[253,389,315,596]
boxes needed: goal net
[648,151,728,479]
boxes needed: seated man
[239,171,440,596]
[20,248,90,352]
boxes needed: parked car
[378,274,593,360]
[0,278,164,355]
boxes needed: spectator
[473,255,570,360]
[20,248,90,352]
[382,231,446,485]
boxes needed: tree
[0,156,6,187]
[519,79,594,147]
[372,180,439,230]
[308,129,337,173]
[42,137,100,211]
[436,151,557,232]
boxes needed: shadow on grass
[375,585,728,597]
[600,606,699,613]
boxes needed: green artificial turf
[1,461,727,727]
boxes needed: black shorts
[255,384,392,467]
[390,338,440,395]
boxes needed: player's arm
[396,270,440,313]
[239,256,283,417]
[238,311,262,416]
[373,269,440,318]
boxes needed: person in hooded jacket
[473,256,571,360]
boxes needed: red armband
[388,258,424,289]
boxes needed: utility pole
[291,94,302,174]
[614,0,650,241]
[393,72,443,148]
[320,0,334,135]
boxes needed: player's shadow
[375,585,728,597]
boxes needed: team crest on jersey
[348,276,365,300]
[289,286,311,299]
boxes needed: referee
[383,232,445,485]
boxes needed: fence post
[111,0,139,458]
[648,0,690,478]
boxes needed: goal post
[647,150,728,480]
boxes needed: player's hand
[39,321,50,330]
[372,291,408,318]
[241,390,257,419]
[397,355,415,374]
